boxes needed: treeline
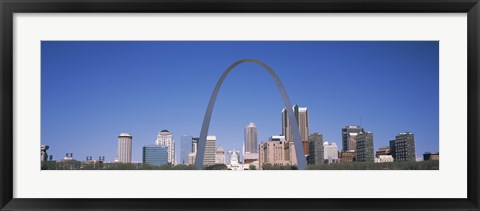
[306,160,439,170]
[41,161,196,170]
[261,163,298,170]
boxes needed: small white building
[323,141,339,164]
[375,155,394,163]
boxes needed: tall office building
[192,137,199,154]
[117,133,132,163]
[203,135,216,166]
[282,105,309,156]
[245,122,258,153]
[389,132,416,162]
[180,135,193,164]
[215,146,225,164]
[356,131,374,162]
[308,132,324,165]
[341,125,365,152]
[155,130,175,164]
[323,142,339,164]
[142,145,168,166]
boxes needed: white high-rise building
[117,133,132,163]
[323,141,339,164]
[244,122,258,153]
[215,146,225,164]
[203,135,216,166]
[155,130,175,164]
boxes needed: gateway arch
[194,59,307,170]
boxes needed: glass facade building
[180,135,193,165]
[142,145,168,166]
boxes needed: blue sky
[41,41,439,162]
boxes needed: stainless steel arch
[194,59,307,170]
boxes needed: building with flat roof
[117,133,132,163]
[282,105,309,156]
[215,146,225,164]
[375,155,394,163]
[339,150,356,163]
[390,132,416,162]
[259,136,290,169]
[341,125,364,152]
[323,142,339,164]
[180,135,193,165]
[203,135,217,166]
[142,145,168,166]
[308,132,324,165]
[356,131,374,162]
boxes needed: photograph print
[40,41,439,170]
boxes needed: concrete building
[341,125,364,152]
[308,132,324,165]
[243,152,259,165]
[323,142,339,164]
[215,146,225,164]
[117,133,132,163]
[142,145,168,166]
[356,131,374,162]
[245,122,258,153]
[282,105,309,156]
[259,136,290,169]
[339,150,356,163]
[155,130,175,164]
[389,132,416,162]
[203,135,216,166]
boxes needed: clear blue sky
[41,41,439,162]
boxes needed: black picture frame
[1,0,479,210]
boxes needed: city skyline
[41,41,439,162]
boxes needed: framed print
[1,0,479,210]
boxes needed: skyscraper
[142,145,168,166]
[389,132,416,162]
[155,130,175,164]
[282,105,309,156]
[180,135,193,165]
[244,122,258,153]
[117,133,132,163]
[203,135,216,166]
[356,131,374,162]
[308,132,324,165]
[341,125,365,152]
